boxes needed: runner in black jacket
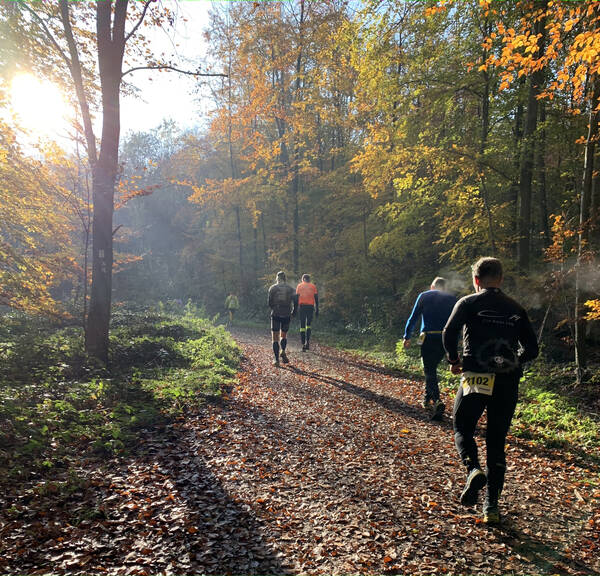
[268,271,297,367]
[443,257,538,524]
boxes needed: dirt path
[191,329,598,575]
[1,329,598,575]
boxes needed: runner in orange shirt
[296,274,319,351]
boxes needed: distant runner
[403,277,456,420]
[224,293,239,325]
[296,274,319,351]
[443,257,538,524]
[268,271,296,367]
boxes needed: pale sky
[120,0,215,135]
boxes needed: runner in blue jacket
[404,277,457,419]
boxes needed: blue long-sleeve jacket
[404,289,457,339]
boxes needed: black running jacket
[443,287,539,375]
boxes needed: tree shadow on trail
[285,364,452,429]
[142,423,290,575]
[492,515,597,575]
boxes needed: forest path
[191,327,598,575]
[2,329,598,575]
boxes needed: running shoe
[431,400,445,421]
[302,345,307,352]
[280,351,289,364]
[460,468,487,506]
[483,502,500,525]
[272,359,280,367]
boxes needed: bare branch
[125,0,153,44]
[121,65,227,79]
[112,224,123,237]
[58,0,98,165]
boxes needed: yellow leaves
[584,300,600,321]
[0,120,77,316]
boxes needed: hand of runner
[403,339,410,349]
[450,362,462,375]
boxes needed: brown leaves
[1,328,599,574]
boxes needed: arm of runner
[403,294,423,340]
[517,309,539,365]
[314,293,319,317]
[292,293,298,316]
[443,299,466,368]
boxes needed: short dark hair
[302,274,310,282]
[431,276,446,289]
[276,270,286,281]
[472,257,503,280]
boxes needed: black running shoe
[483,501,500,525]
[280,351,289,364]
[460,468,487,506]
[431,400,445,421]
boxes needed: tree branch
[124,0,153,44]
[19,2,71,69]
[121,65,227,79]
[447,146,513,182]
[58,0,98,165]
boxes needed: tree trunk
[479,18,496,256]
[235,204,243,290]
[575,79,600,384]
[511,78,525,255]
[86,0,128,362]
[537,100,550,248]
[517,0,547,272]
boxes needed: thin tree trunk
[479,18,496,255]
[517,0,547,272]
[511,78,525,255]
[575,79,600,384]
[538,100,550,248]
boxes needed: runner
[296,274,319,351]
[443,257,538,524]
[224,292,239,326]
[268,271,296,367]
[403,277,456,420]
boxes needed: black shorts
[271,315,291,332]
[299,304,314,327]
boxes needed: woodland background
[1,0,600,377]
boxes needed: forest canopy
[0,0,599,378]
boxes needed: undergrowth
[0,308,240,484]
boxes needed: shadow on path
[494,516,598,575]
[285,364,452,429]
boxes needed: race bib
[460,371,496,396]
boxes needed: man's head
[472,257,503,291]
[276,270,286,283]
[302,274,310,283]
[431,276,446,291]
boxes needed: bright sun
[11,74,71,139]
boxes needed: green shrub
[0,308,241,484]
